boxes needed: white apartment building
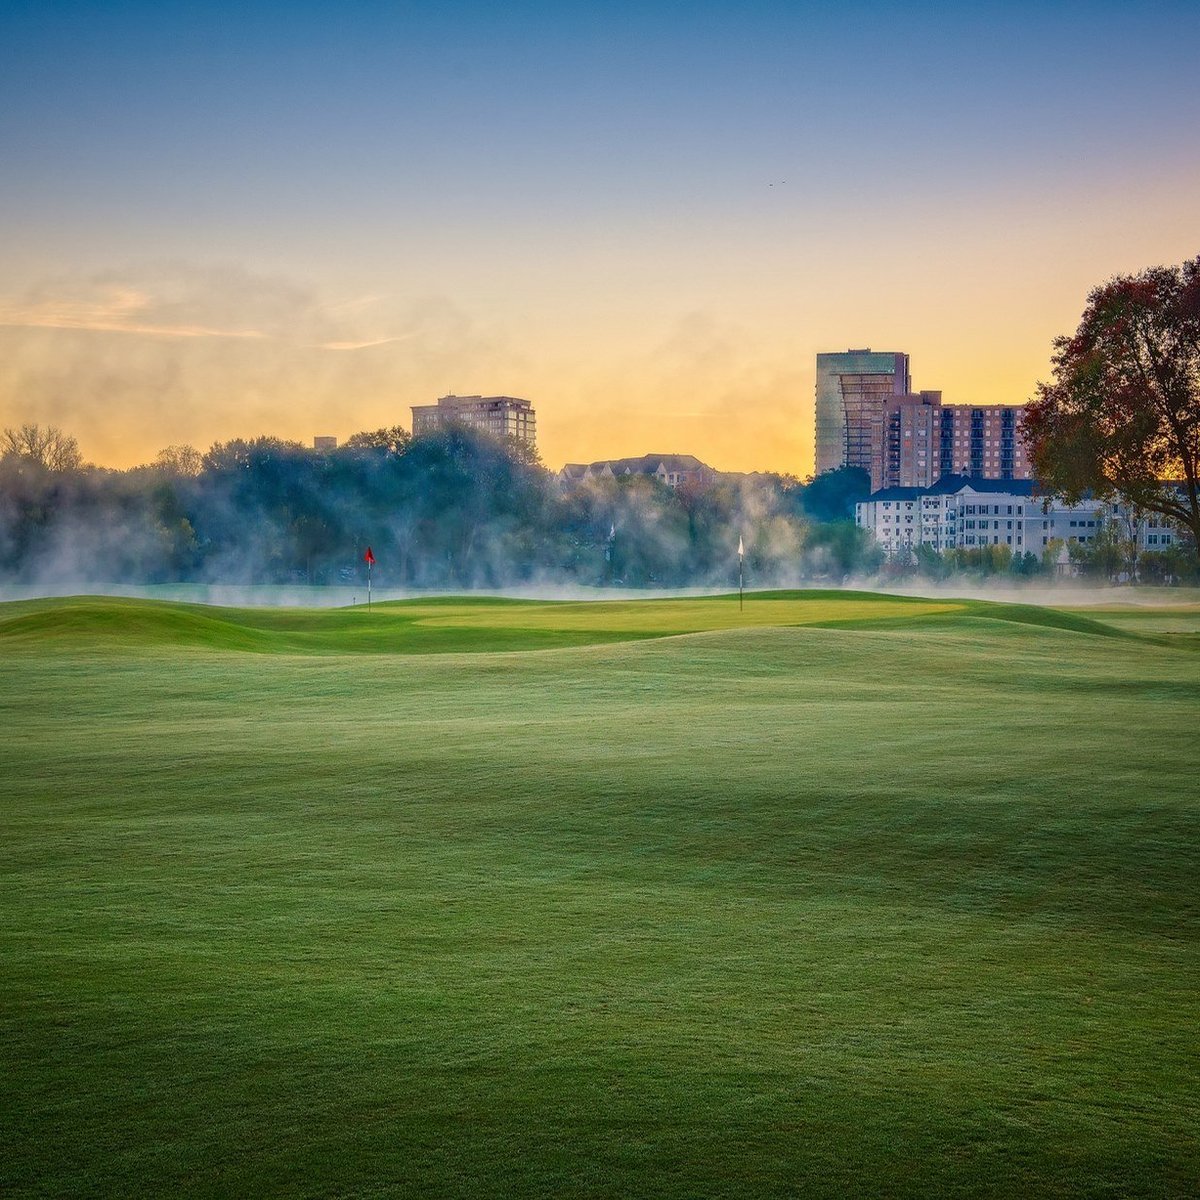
[856,476,1183,558]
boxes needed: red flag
[364,546,376,566]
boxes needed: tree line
[0,425,882,587]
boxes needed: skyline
[1,1,1199,473]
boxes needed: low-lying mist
[2,426,1196,608]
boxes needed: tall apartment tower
[882,394,1034,488]
[410,394,537,449]
[815,350,911,482]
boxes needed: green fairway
[2,591,1198,1197]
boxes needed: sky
[1,0,1198,474]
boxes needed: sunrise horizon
[3,1,1198,476]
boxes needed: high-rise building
[816,350,1034,489]
[934,403,1033,482]
[815,350,911,481]
[410,394,537,449]
[883,394,1033,489]
[884,392,942,488]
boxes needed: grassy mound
[0,589,1172,657]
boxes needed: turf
[1,590,1198,1197]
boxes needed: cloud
[317,337,406,351]
[0,264,524,466]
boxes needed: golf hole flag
[364,546,375,609]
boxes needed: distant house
[557,454,715,490]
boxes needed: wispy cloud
[317,336,405,352]
[0,280,419,351]
[0,285,272,342]
[0,263,523,467]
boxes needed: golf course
[2,589,1198,1197]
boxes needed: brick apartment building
[815,350,1033,490]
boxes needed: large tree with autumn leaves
[1022,256,1200,558]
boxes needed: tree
[1022,256,1200,559]
[154,445,203,476]
[801,466,871,523]
[343,426,412,456]
[1,423,83,472]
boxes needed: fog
[2,578,1195,612]
[3,424,1196,609]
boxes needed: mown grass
[1,591,1198,1197]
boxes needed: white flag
[738,535,744,557]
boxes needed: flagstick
[739,555,744,612]
[367,559,372,611]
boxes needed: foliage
[342,425,412,456]
[1022,255,1200,557]
[800,465,872,522]
[0,426,892,585]
[943,544,1016,577]
[1,423,83,472]
[153,444,204,476]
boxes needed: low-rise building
[856,476,1184,558]
[558,454,715,490]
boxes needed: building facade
[411,394,537,448]
[856,476,1183,558]
[815,350,911,480]
[815,350,1034,491]
[883,394,1034,489]
[558,454,714,490]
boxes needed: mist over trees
[0,424,883,587]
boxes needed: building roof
[863,475,1041,503]
[559,454,712,477]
